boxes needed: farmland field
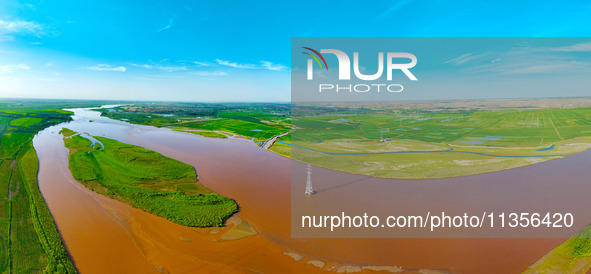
[0,100,77,273]
[288,107,591,178]
[9,117,43,128]
[99,103,291,143]
[293,108,591,146]
[175,118,286,140]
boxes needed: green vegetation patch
[62,130,237,227]
[269,142,291,158]
[58,128,76,137]
[292,108,591,148]
[0,101,76,273]
[99,103,291,142]
[0,161,12,272]
[525,224,591,273]
[179,118,284,140]
[9,117,43,128]
[19,147,77,273]
[168,127,228,139]
[285,107,591,179]
[289,144,556,179]
[0,132,32,159]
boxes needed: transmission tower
[305,165,314,197]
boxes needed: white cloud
[193,61,211,66]
[444,53,489,65]
[35,77,59,82]
[551,42,591,52]
[260,61,287,71]
[87,64,126,72]
[0,19,43,35]
[215,59,259,69]
[496,61,590,75]
[194,71,227,77]
[0,64,30,74]
[132,74,184,81]
[469,56,591,75]
[157,17,175,32]
[0,35,15,41]
[215,59,287,71]
[131,63,188,72]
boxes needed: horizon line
[3,95,591,105]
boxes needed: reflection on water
[34,107,583,273]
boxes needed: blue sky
[1,0,591,102]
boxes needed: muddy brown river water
[33,107,590,273]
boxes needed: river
[33,107,590,273]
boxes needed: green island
[60,128,237,227]
[0,99,77,273]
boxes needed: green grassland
[292,108,591,146]
[286,107,591,179]
[291,145,558,179]
[269,141,291,158]
[167,127,228,138]
[0,100,76,273]
[525,224,591,273]
[17,146,76,273]
[9,118,43,128]
[99,104,291,143]
[176,118,286,141]
[61,129,237,227]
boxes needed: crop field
[0,101,76,273]
[0,132,33,160]
[167,127,229,138]
[100,104,291,142]
[179,118,286,140]
[0,161,11,272]
[99,110,179,127]
[293,108,591,147]
[286,107,591,179]
[62,129,238,227]
[9,153,47,273]
[18,147,76,273]
[9,117,43,128]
